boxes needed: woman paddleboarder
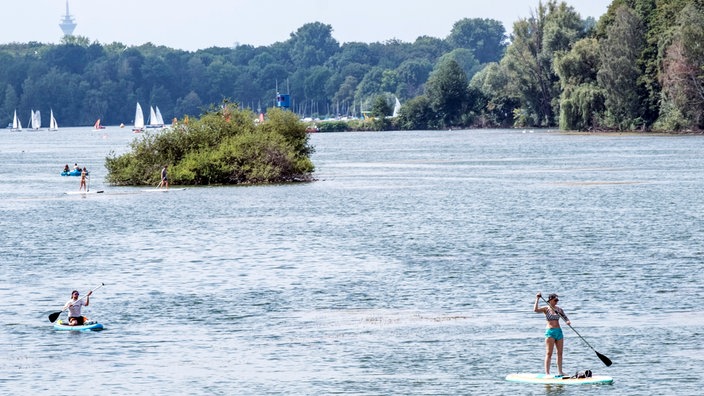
[534,292,570,376]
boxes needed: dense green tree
[470,62,520,127]
[657,3,704,130]
[447,18,507,63]
[555,38,605,130]
[425,59,470,128]
[502,0,585,127]
[355,67,385,106]
[397,95,435,130]
[409,36,450,62]
[1,84,19,125]
[597,5,645,130]
[289,22,340,68]
[437,49,481,81]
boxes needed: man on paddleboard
[534,292,570,376]
[158,165,169,189]
[64,289,92,325]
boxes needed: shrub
[105,103,315,185]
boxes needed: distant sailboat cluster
[9,109,58,132]
[132,103,165,133]
[6,104,169,133]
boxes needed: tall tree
[597,5,645,130]
[447,18,507,63]
[657,3,704,130]
[502,1,584,127]
[425,59,470,128]
[289,22,340,69]
[555,38,605,130]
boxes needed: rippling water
[1,128,703,395]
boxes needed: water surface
[1,128,702,394]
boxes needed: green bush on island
[105,104,315,186]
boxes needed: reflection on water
[1,128,703,394]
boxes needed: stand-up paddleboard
[141,188,186,192]
[506,373,613,385]
[64,190,104,195]
[53,319,104,332]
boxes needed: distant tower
[59,0,77,37]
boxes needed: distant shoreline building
[59,0,77,37]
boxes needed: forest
[1,0,703,132]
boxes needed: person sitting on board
[73,163,79,170]
[63,164,70,173]
[534,292,571,377]
[79,167,88,191]
[158,165,169,189]
[63,289,93,325]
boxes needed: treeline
[0,17,506,128]
[471,0,704,132]
[2,0,703,132]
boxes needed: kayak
[53,319,104,332]
[506,373,613,385]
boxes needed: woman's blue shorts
[545,327,564,341]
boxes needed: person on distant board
[73,163,79,170]
[63,289,92,325]
[534,292,571,376]
[79,167,88,191]
[63,164,70,173]
[158,165,169,189]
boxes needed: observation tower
[59,0,77,37]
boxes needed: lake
[1,127,702,395]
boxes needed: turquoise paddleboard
[506,373,613,385]
[53,320,104,331]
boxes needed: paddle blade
[596,351,612,367]
[48,311,61,323]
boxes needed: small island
[105,104,315,186]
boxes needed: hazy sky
[2,0,613,51]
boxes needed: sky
[1,0,613,51]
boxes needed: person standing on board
[158,165,169,189]
[79,166,88,191]
[534,292,570,376]
[63,289,92,325]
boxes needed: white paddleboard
[506,373,613,385]
[140,188,186,192]
[64,190,105,195]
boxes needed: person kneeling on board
[63,289,93,325]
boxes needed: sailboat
[93,118,106,131]
[155,106,165,126]
[11,110,22,131]
[31,110,42,130]
[49,109,59,131]
[133,102,145,133]
[146,106,164,129]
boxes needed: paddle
[48,283,104,323]
[540,295,612,367]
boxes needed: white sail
[134,103,145,130]
[392,97,401,118]
[12,110,22,131]
[148,106,158,126]
[155,106,164,125]
[49,109,58,131]
[31,109,42,130]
